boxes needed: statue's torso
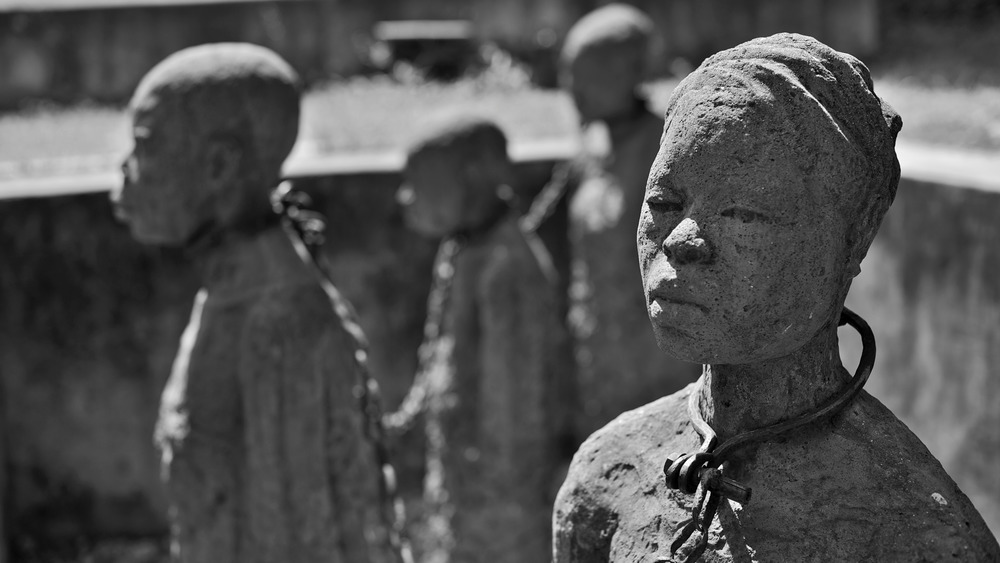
[158,227,398,563]
[555,385,1000,562]
[421,218,561,563]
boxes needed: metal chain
[271,182,414,563]
[382,236,463,434]
[519,160,575,234]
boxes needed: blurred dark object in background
[370,20,482,81]
[0,0,889,110]
[882,0,1000,21]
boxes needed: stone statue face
[114,97,214,246]
[638,104,851,365]
[398,149,466,238]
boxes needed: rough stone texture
[555,387,999,562]
[554,33,1000,562]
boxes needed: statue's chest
[607,478,846,563]
[603,463,736,563]
[604,434,898,563]
[186,301,247,382]
[163,293,246,432]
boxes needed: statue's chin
[653,327,816,366]
[128,222,189,248]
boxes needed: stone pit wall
[846,179,1000,537]
[0,0,879,107]
[2,167,998,548]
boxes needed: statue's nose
[663,218,713,265]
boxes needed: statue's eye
[646,192,684,214]
[721,207,771,224]
[133,128,154,154]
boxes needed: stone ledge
[0,138,995,200]
[0,137,580,200]
[894,142,1000,195]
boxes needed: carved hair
[405,113,510,176]
[664,33,902,266]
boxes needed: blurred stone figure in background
[391,115,566,563]
[524,3,700,439]
[110,43,407,563]
[553,33,1000,562]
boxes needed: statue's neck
[698,323,850,442]
[191,223,304,296]
[603,96,653,147]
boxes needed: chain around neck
[665,307,876,562]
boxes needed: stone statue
[553,33,1000,562]
[392,115,565,563]
[525,4,700,438]
[110,43,407,563]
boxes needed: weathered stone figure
[394,116,564,563]
[554,34,1000,562]
[110,44,405,563]
[526,4,699,438]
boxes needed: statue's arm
[552,448,618,563]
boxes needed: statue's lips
[648,295,708,327]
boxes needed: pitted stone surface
[555,387,999,562]
[553,33,1000,562]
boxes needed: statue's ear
[845,256,862,280]
[205,133,243,190]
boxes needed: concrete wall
[0,159,562,556]
[846,179,1000,536]
[0,0,878,106]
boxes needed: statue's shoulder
[237,270,362,358]
[831,392,1000,560]
[557,385,699,514]
[554,386,703,561]
[573,384,696,473]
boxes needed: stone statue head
[639,33,902,364]
[113,43,301,246]
[560,3,653,122]
[397,114,514,238]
